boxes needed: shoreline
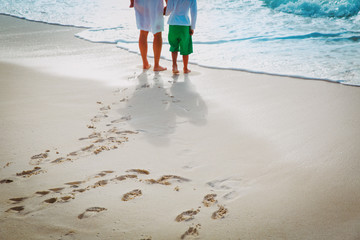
[1,14,360,240]
[2,13,358,87]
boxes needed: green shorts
[168,25,193,55]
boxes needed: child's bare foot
[172,65,180,74]
[153,65,167,71]
[184,68,191,74]
[143,64,151,70]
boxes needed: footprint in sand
[59,196,74,202]
[44,197,57,204]
[100,105,111,111]
[207,178,236,190]
[16,167,44,177]
[93,138,105,143]
[61,230,76,239]
[145,175,190,186]
[115,130,138,135]
[29,153,48,165]
[68,151,79,157]
[49,187,65,193]
[81,144,95,152]
[122,189,142,201]
[139,235,152,240]
[93,146,110,155]
[126,169,150,175]
[175,209,200,222]
[6,206,25,213]
[180,224,201,239]
[207,177,245,200]
[95,170,114,177]
[107,127,119,134]
[112,174,137,181]
[79,132,101,141]
[2,162,13,168]
[111,115,131,123]
[9,197,28,204]
[30,153,48,160]
[181,162,199,171]
[222,191,241,200]
[65,181,84,188]
[51,157,69,164]
[92,180,108,188]
[211,205,228,219]
[202,194,217,207]
[91,114,107,123]
[0,179,13,184]
[78,207,107,219]
[35,190,50,196]
[72,188,89,193]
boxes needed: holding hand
[129,0,134,8]
[190,29,194,36]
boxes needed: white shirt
[165,0,197,30]
[134,0,164,34]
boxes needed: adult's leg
[139,30,151,69]
[153,32,167,71]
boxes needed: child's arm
[129,0,134,8]
[164,0,173,16]
[190,0,197,31]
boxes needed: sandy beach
[1,15,360,240]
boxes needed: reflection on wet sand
[122,71,207,146]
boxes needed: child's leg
[139,30,151,69]
[172,51,179,74]
[168,25,182,73]
[183,55,191,73]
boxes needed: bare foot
[143,64,151,70]
[184,68,191,74]
[172,65,180,74]
[153,65,167,71]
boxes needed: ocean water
[1,0,360,85]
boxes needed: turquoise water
[1,0,359,85]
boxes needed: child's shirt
[165,0,197,30]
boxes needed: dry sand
[1,15,360,240]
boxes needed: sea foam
[263,0,360,18]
